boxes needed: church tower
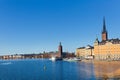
[58,42,63,58]
[102,17,108,41]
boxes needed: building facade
[94,18,120,60]
[76,18,120,60]
[76,45,94,59]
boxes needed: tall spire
[102,17,107,33]
[102,17,108,41]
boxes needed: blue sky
[0,0,120,55]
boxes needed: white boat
[50,56,56,61]
[50,56,63,61]
[63,58,81,62]
[85,56,94,60]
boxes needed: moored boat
[50,56,63,61]
[63,57,81,62]
[50,56,56,61]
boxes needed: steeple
[102,17,107,33]
[102,17,108,41]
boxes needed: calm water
[1,59,120,80]
[0,59,96,80]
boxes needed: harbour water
[0,59,120,80]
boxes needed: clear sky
[0,0,120,55]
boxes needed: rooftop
[99,38,120,45]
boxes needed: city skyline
[0,0,120,55]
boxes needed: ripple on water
[0,62,12,65]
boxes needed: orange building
[94,18,120,60]
[76,18,120,60]
[76,45,94,59]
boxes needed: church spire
[102,17,107,33]
[102,17,108,41]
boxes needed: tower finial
[59,42,61,46]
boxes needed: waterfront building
[77,18,120,60]
[45,42,63,58]
[94,18,120,60]
[1,54,23,60]
[0,42,75,60]
[76,45,94,59]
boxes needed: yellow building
[76,45,94,59]
[77,18,120,60]
[94,18,120,60]
[94,38,120,60]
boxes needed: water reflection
[77,61,96,80]
[41,60,96,80]
[2,59,120,80]
[51,61,63,80]
[93,61,120,79]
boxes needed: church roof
[99,38,120,45]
